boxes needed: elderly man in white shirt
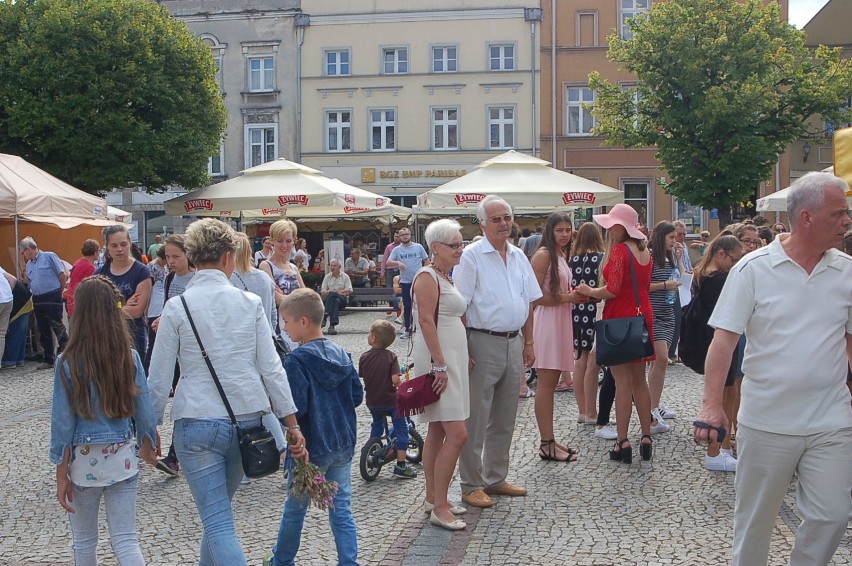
[695,172,852,566]
[453,195,543,509]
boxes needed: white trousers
[732,424,852,566]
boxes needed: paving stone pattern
[1,311,850,565]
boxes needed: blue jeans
[2,314,28,367]
[69,474,145,566]
[369,408,409,451]
[174,417,260,566]
[272,457,359,566]
[400,282,413,332]
[324,292,348,326]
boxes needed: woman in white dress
[412,218,470,531]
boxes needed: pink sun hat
[592,203,647,240]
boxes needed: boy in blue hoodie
[270,288,364,566]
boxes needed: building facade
[540,0,789,231]
[297,0,542,208]
[110,0,301,245]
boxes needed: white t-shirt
[0,266,13,303]
[709,238,852,435]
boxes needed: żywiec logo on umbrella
[262,208,285,215]
[344,193,356,205]
[562,192,596,205]
[184,199,214,212]
[376,197,387,207]
[454,193,486,205]
[277,195,310,206]
[343,206,370,213]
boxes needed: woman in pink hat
[575,203,655,465]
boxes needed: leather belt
[468,327,520,339]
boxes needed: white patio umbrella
[414,150,623,215]
[240,204,411,225]
[164,158,390,217]
[107,206,133,223]
[756,167,852,211]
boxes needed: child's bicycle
[359,414,424,482]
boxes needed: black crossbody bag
[594,245,654,367]
[179,296,280,479]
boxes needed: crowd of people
[0,170,845,566]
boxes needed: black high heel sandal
[609,439,632,464]
[640,434,653,461]
[539,439,577,462]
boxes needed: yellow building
[297,0,543,208]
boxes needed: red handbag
[396,272,442,417]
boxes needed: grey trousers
[0,301,11,363]
[732,424,852,566]
[458,331,522,494]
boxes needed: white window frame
[213,56,224,92]
[566,86,595,136]
[247,56,274,92]
[621,179,652,227]
[431,107,459,151]
[488,105,516,150]
[369,108,396,152]
[244,124,277,169]
[620,0,651,40]
[488,43,515,71]
[324,49,351,77]
[208,140,225,177]
[432,45,458,73]
[382,46,408,75]
[325,110,352,153]
[672,197,705,232]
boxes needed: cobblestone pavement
[1,310,850,565]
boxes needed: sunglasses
[437,242,464,250]
[725,252,741,263]
[488,214,514,224]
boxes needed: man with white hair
[320,258,352,336]
[453,195,543,508]
[694,172,852,565]
[18,237,68,369]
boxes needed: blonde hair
[369,319,396,348]
[233,232,254,273]
[270,219,297,241]
[280,287,324,325]
[184,219,239,266]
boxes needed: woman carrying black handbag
[575,204,655,465]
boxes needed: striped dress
[648,254,676,345]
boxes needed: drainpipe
[295,13,310,162]
[525,8,542,157]
[551,0,557,167]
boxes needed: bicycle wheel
[359,438,384,482]
[406,430,424,464]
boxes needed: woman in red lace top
[576,204,655,465]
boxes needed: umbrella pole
[14,215,20,279]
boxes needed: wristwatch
[524,339,535,346]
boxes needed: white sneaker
[705,451,737,472]
[400,330,410,339]
[394,316,403,325]
[594,423,618,440]
[657,403,678,419]
[650,409,672,434]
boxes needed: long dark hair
[538,212,573,299]
[62,276,137,419]
[570,222,605,256]
[650,221,676,269]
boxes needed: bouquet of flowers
[287,431,338,511]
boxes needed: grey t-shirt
[388,243,428,284]
[167,271,196,301]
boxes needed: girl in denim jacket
[49,276,158,566]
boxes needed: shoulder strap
[179,296,238,426]
[621,244,642,314]
[408,269,441,362]
[164,271,176,300]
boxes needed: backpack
[678,285,714,374]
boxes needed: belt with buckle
[468,327,520,339]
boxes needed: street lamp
[802,142,812,162]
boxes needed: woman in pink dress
[531,212,588,462]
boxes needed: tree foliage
[589,0,852,211]
[0,0,226,193]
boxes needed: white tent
[107,206,133,223]
[0,153,115,275]
[414,150,624,215]
[756,167,852,211]
[240,204,411,225]
[164,158,390,217]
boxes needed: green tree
[589,0,852,217]
[0,0,226,193]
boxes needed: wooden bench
[346,287,398,312]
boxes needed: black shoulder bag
[594,245,654,367]
[179,296,280,479]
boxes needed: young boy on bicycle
[359,319,416,479]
